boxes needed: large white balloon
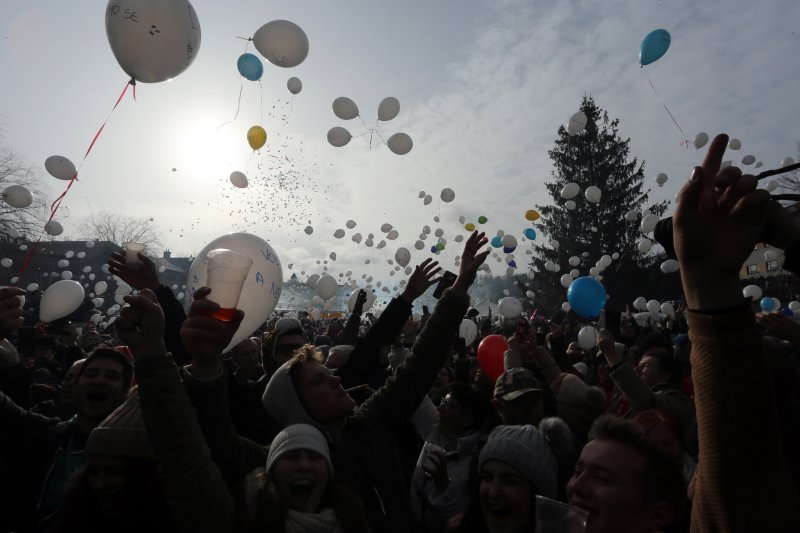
[560,182,580,200]
[332,97,359,120]
[287,77,302,94]
[186,233,283,351]
[497,297,523,319]
[45,220,64,236]
[743,285,763,300]
[584,186,602,203]
[637,238,652,254]
[459,319,478,345]
[440,188,455,202]
[641,214,659,234]
[660,302,675,317]
[229,171,248,188]
[2,185,33,208]
[694,132,709,150]
[387,133,413,155]
[327,127,352,147]
[633,296,647,311]
[660,259,680,273]
[728,138,741,150]
[105,0,201,83]
[94,281,108,295]
[394,247,411,267]
[646,299,660,314]
[347,289,376,312]
[316,274,337,300]
[501,235,517,249]
[44,156,77,180]
[578,326,597,350]
[377,97,400,121]
[567,112,588,135]
[253,20,308,68]
[40,280,85,322]
[560,274,573,288]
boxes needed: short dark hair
[76,347,134,390]
[589,415,686,520]
[443,383,493,430]
[638,333,672,357]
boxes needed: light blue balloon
[524,228,536,240]
[237,53,264,81]
[639,29,671,66]
[491,236,502,248]
[760,297,777,312]
[567,277,607,319]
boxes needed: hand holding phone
[432,271,457,299]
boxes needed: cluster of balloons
[328,96,412,154]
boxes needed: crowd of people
[1,134,799,531]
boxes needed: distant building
[739,243,786,279]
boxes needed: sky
[2,0,800,303]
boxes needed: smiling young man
[0,347,131,529]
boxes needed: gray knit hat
[85,391,156,461]
[479,425,557,499]
[266,424,333,476]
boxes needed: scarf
[285,508,342,533]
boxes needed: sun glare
[177,121,242,182]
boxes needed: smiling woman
[176,120,240,182]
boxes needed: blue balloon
[524,228,536,240]
[508,260,517,268]
[503,246,516,254]
[431,245,438,253]
[491,236,502,248]
[237,53,264,81]
[781,307,794,317]
[760,297,777,312]
[567,277,607,318]
[639,29,671,66]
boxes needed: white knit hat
[266,424,333,476]
[479,425,557,499]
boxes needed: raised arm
[673,134,798,531]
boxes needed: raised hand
[116,289,167,358]
[673,134,770,309]
[108,251,160,291]
[0,287,25,340]
[353,289,368,314]
[452,231,490,295]
[422,447,450,490]
[756,312,800,345]
[180,287,244,378]
[400,259,442,302]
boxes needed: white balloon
[766,181,778,193]
[2,185,33,208]
[459,319,478,345]
[346,220,357,229]
[334,229,345,239]
[423,195,432,205]
[107,304,122,316]
[551,240,560,250]
[327,127,352,147]
[306,274,320,289]
[660,302,675,317]
[57,259,70,268]
[655,173,668,186]
[92,297,104,307]
[106,0,201,83]
[454,235,464,243]
[45,220,64,236]
[637,238,652,254]
[568,256,580,267]
[585,186,602,203]
[230,171,248,188]
[353,233,363,244]
[395,247,411,268]
[560,182,580,200]
[789,301,800,312]
[578,326,597,350]
[624,209,638,222]
[332,97,359,120]
[728,138,741,150]
[440,188,455,203]
[376,240,385,249]
[414,240,425,250]
[347,289,376,312]
[646,299,660,314]
[387,133,413,155]
[742,155,755,166]
[501,235,517,249]
[600,255,612,267]
[287,77,302,94]
[561,302,571,312]
[782,157,796,168]
[567,111,588,135]
[377,97,400,121]
[77,251,86,259]
[304,226,313,235]
[329,252,337,261]
[0,258,11,268]
[660,259,680,273]
[641,214,659,234]
[252,20,308,68]
[44,155,77,180]
[497,297,523,319]
[186,233,283,351]
[694,132,709,150]
[560,274,573,288]
[565,200,576,210]
[633,296,647,311]
[316,274,337,300]
[40,280,85,322]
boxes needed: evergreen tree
[530,96,674,311]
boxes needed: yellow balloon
[464,223,475,231]
[247,126,267,150]
[525,209,540,221]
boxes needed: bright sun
[177,120,243,182]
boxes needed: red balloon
[477,334,509,382]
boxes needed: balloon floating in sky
[40,280,85,323]
[229,171,248,188]
[440,188,455,202]
[782,157,795,168]
[693,132,709,150]
[478,216,488,224]
[423,195,432,205]
[585,186,602,203]
[287,77,302,94]
[45,156,77,181]
[567,276,607,319]
[387,133,413,155]
[728,138,742,150]
[395,247,411,267]
[655,173,668,187]
[105,0,201,83]
[524,209,540,221]
[524,228,536,240]
[253,20,309,68]
[491,236,502,248]
[304,226,313,235]
[639,29,671,66]
[465,223,476,231]
[2,185,33,208]
[332,97,359,120]
[567,112,588,135]
[334,229,345,239]
[327,127,352,147]
[377,97,400,121]
[247,126,267,150]
[45,220,64,236]
[565,200,576,210]
[237,53,263,81]
[560,182,580,200]
[742,155,755,166]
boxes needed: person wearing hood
[178,231,489,533]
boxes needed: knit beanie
[556,374,606,440]
[479,425,557,499]
[266,424,333,477]
[85,391,156,461]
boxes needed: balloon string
[217,82,244,131]
[18,78,135,278]
[646,75,690,147]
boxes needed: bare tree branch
[78,211,162,253]
[0,146,50,243]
